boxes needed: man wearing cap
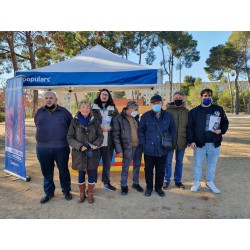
[138,95,176,197]
[112,101,144,195]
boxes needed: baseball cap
[150,95,162,103]
[126,101,138,108]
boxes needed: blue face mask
[202,98,212,106]
[152,104,162,112]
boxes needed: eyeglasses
[101,93,109,97]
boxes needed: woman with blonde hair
[67,101,103,203]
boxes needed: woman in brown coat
[67,101,103,203]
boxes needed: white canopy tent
[16,45,163,92]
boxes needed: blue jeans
[120,145,142,187]
[193,143,220,182]
[78,169,96,184]
[36,146,71,196]
[164,148,185,183]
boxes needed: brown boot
[87,183,95,203]
[78,183,86,203]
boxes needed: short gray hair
[44,91,57,98]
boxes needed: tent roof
[16,45,162,92]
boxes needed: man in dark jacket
[187,88,229,194]
[138,95,176,197]
[112,101,143,195]
[164,91,189,190]
[34,91,73,204]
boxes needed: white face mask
[131,111,138,117]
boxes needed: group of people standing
[34,88,229,204]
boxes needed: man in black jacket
[187,88,229,194]
[112,101,143,195]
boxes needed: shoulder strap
[153,115,163,137]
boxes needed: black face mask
[45,104,56,110]
[174,100,183,107]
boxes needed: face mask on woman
[131,111,138,117]
[202,98,212,106]
[152,104,162,112]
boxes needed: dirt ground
[0,114,250,219]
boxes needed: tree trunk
[25,31,38,118]
[246,65,250,114]
[74,93,79,108]
[139,37,142,64]
[238,81,247,113]
[169,54,174,101]
[227,72,234,114]
[234,72,240,115]
[5,32,18,72]
[179,58,182,91]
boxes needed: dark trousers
[144,154,167,191]
[97,146,114,184]
[36,146,71,196]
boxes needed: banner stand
[4,170,31,182]
[4,76,30,182]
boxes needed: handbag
[154,117,173,150]
[161,132,173,149]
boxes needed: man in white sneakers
[187,88,229,194]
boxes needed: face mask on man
[202,98,212,106]
[174,100,183,106]
[152,104,162,112]
[131,111,138,117]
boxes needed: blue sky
[128,31,232,83]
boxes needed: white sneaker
[206,181,221,194]
[191,180,201,192]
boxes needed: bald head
[44,91,57,107]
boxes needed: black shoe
[132,184,144,192]
[121,186,128,195]
[156,189,165,197]
[163,182,169,190]
[144,189,152,197]
[40,193,54,204]
[64,191,72,200]
[175,182,185,189]
[103,183,116,191]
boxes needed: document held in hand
[208,115,221,131]
[101,115,112,128]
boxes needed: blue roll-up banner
[4,76,27,181]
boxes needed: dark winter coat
[67,113,104,171]
[187,104,229,148]
[112,108,140,159]
[166,102,189,150]
[138,109,176,157]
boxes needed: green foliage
[186,81,203,108]
[181,75,196,96]
[217,90,232,112]
[0,112,5,122]
[113,91,126,99]
[207,82,220,104]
